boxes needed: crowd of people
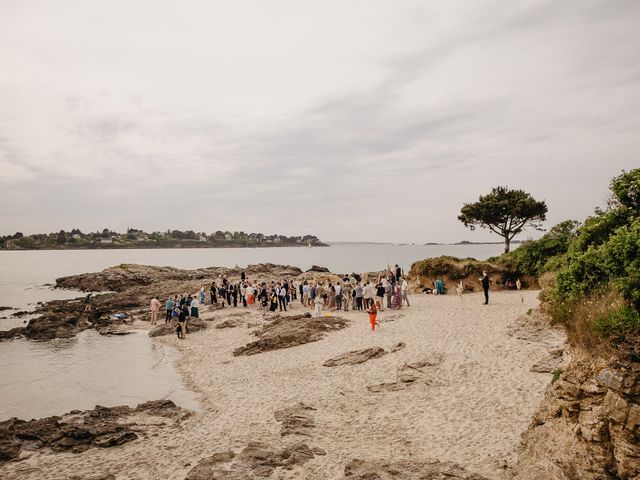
[149,264,412,338]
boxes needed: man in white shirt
[401,278,410,307]
[335,283,343,310]
[363,282,374,309]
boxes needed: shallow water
[0,330,198,421]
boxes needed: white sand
[1,290,564,479]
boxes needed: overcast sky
[1,0,639,243]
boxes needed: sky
[1,0,639,243]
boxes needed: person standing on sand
[363,282,373,309]
[190,295,200,318]
[210,284,217,306]
[278,283,287,312]
[314,293,326,317]
[335,282,343,311]
[177,305,187,339]
[327,283,336,310]
[480,271,490,305]
[342,282,352,311]
[375,282,385,311]
[355,283,364,310]
[150,296,161,325]
[401,277,410,306]
[165,296,174,322]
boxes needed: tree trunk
[504,237,510,254]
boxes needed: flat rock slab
[342,458,488,479]
[323,347,387,367]
[0,400,186,463]
[186,441,326,479]
[233,314,349,356]
[367,354,444,393]
[274,403,316,436]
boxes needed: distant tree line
[0,229,327,250]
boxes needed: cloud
[0,0,639,242]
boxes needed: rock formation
[0,263,304,342]
[0,400,186,463]
[233,314,349,356]
[512,357,640,479]
[185,442,325,479]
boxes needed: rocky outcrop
[185,442,326,479]
[55,263,303,292]
[233,314,349,356]
[0,400,185,463]
[1,263,304,342]
[323,347,387,367]
[512,356,640,479]
[342,458,487,479]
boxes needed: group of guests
[301,273,410,318]
[149,264,412,337]
[149,291,206,338]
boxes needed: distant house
[198,235,207,242]
[100,237,113,244]
[224,233,233,240]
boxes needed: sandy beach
[0,290,564,479]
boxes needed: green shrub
[496,220,578,276]
[552,219,640,309]
[592,305,640,343]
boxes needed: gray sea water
[0,244,504,420]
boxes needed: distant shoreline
[0,244,330,252]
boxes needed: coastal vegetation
[0,229,327,250]
[492,168,640,358]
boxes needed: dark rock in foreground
[323,347,387,367]
[342,458,488,479]
[0,400,186,463]
[233,314,349,356]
